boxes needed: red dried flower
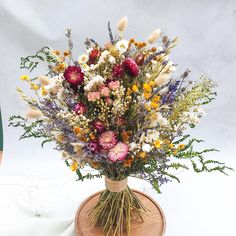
[112,64,124,78]
[63,66,84,86]
[123,58,139,78]
[88,48,100,65]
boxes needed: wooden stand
[75,189,166,236]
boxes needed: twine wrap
[105,177,128,192]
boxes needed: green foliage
[76,168,102,181]
[8,115,52,146]
[20,46,58,72]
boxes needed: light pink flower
[87,91,100,101]
[108,142,129,162]
[105,97,112,105]
[100,86,110,97]
[108,81,120,90]
[99,131,117,150]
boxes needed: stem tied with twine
[89,177,148,236]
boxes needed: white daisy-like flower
[108,56,116,64]
[156,112,168,126]
[115,39,129,54]
[142,143,152,153]
[84,75,105,91]
[146,130,160,142]
[78,54,88,65]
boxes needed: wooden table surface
[75,189,166,236]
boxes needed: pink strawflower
[112,64,124,78]
[100,86,110,97]
[105,97,112,105]
[123,58,139,78]
[99,131,117,150]
[92,119,106,133]
[108,142,129,162]
[108,81,120,90]
[63,66,84,86]
[73,102,86,115]
[87,91,100,101]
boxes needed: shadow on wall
[0,108,3,163]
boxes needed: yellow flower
[149,80,155,87]
[52,50,60,56]
[90,133,96,140]
[73,127,81,134]
[150,102,159,110]
[145,104,151,111]
[132,84,138,92]
[127,88,133,95]
[41,86,48,96]
[178,144,185,150]
[70,160,78,171]
[139,152,146,159]
[152,95,160,103]
[30,83,39,90]
[154,139,162,149]
[143,83,152,92]
[63,50,70,57]
[169,143,174,149]
[20,75,30,81]
[144,92,151,100]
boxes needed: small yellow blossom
[154,139,162,149]
[52,50,60,56]
[169,143,174,149]
[149,80,155,87]
[139,152,146,159]
[144,92,151,100]
[127,88,133,95]
[152,96,160,103]
[178,144,185,150]
[132,84,139,92]
[41,86,48,96]
[70,160,78,171]
[30,83,39,90]
[20,75,30,81]
[73,127,81,134]
[63,50,70,56]
[90,133,96,140]
[143,83,152,92]
[150,102,159,110]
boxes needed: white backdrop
[0,0,236,235]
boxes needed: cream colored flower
[142,143,152,153]
[108,56,116,64]
[154,73,171,86]
[38,75,50,85]
[157,112,168,126]
[117,16,128,32]
[115,39,129,54]
[78,54,88,65]
[84,75,105,91]
[26,109,42,119]
[147,28,161,44]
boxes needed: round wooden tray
[75,189,166,236]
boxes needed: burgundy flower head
[112,64,124,78]
[123,58,139,78]
[73,102,87,115]
[64,66,84,86]
[92,119,106,133]
[88,48,100,65]
[87,140,101,154]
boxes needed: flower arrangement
[9,17,232,236]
